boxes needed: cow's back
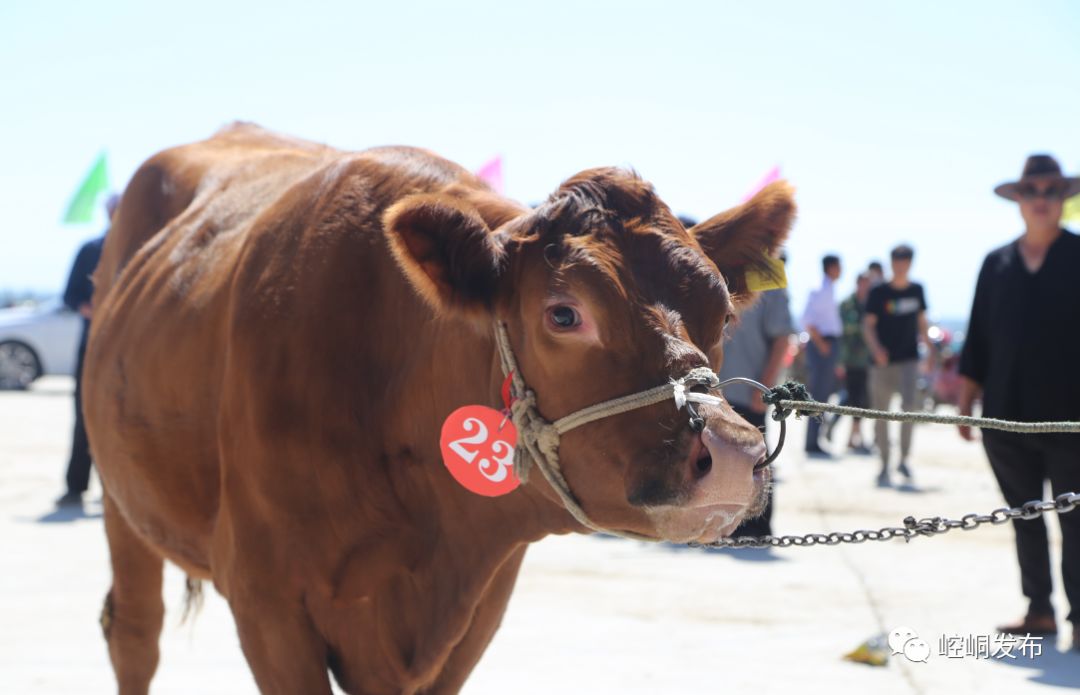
[84,124,477,574]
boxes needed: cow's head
[384,169,795,543]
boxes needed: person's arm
[917,310,935,362]
[957,260,991,441]
[802,289,832,356]
[750,335,790,413]
[957,376,982,442]
[761,335,788,388]
[836,300,854,378]
[62,245,87,313]
[862,287,888,366]
[917,285,934,363]
[752,291,795,412]
[807,325,831,356]
[862,314,888,367]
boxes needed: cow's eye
[547,305,581,330]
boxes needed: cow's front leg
[424,544,528,695]
[102,493,165,695]
[228,591,333,694]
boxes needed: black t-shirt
[866,282,927,363]
[959,230,1080,422]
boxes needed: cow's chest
[307,542,527,694]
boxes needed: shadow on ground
[29,505,102,523]
[987,644,1080,689]
[592,534,788,562]
[660,543,788,562]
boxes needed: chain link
[693,492,1080,549]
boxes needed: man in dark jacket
[56,194,117,508]
[959,154,1080,649]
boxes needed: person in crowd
[958,154,1080,647]
[718,267,794,537]
[801,254,842,456]
[56,194,118,508]
[863,244,931,486]
[867,261,885,287]
[826,271,873,454]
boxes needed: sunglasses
[1018,182,1067,200]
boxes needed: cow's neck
[393,316,581,548]
[323,316,580,684]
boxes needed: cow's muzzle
[492,322,786,541]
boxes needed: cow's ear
[384,194,506,315]
[690,181,796,308]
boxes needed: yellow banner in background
[745,256,787,292]
[1065,194,1080,224]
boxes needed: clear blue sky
[2,0,1077,319]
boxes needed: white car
[0,300,83,389]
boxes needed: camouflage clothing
[838,293,870,368]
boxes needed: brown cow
[84,123,795,694]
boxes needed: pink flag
[475,156,504,194]
[740,165,781,202]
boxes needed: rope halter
[492,322,785,541]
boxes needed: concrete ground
[2,377,1078,694]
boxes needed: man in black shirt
[56,195,116,508]
[863,244,931,486]
[959,154,1080,648]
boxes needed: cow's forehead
[526,169,727,296]
[533,166,672,237]
[516,168,732,346]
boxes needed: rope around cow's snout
[492,322,783,542]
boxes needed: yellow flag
[1064,193,1080,225]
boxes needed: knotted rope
[495,322,652,539]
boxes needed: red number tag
[440,405,520,497]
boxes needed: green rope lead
[763,380,1080,434]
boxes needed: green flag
[63,152,109,224]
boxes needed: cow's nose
[694,427,766,478]
[680,425,764,507]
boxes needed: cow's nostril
[695,450,712,477]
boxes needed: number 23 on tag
[440,406,520,497]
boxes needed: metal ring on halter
[714,376,786,466]
[686,401,705,432]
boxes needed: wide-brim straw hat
[994,154,1080,201]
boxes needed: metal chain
[693,492,1080,549]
